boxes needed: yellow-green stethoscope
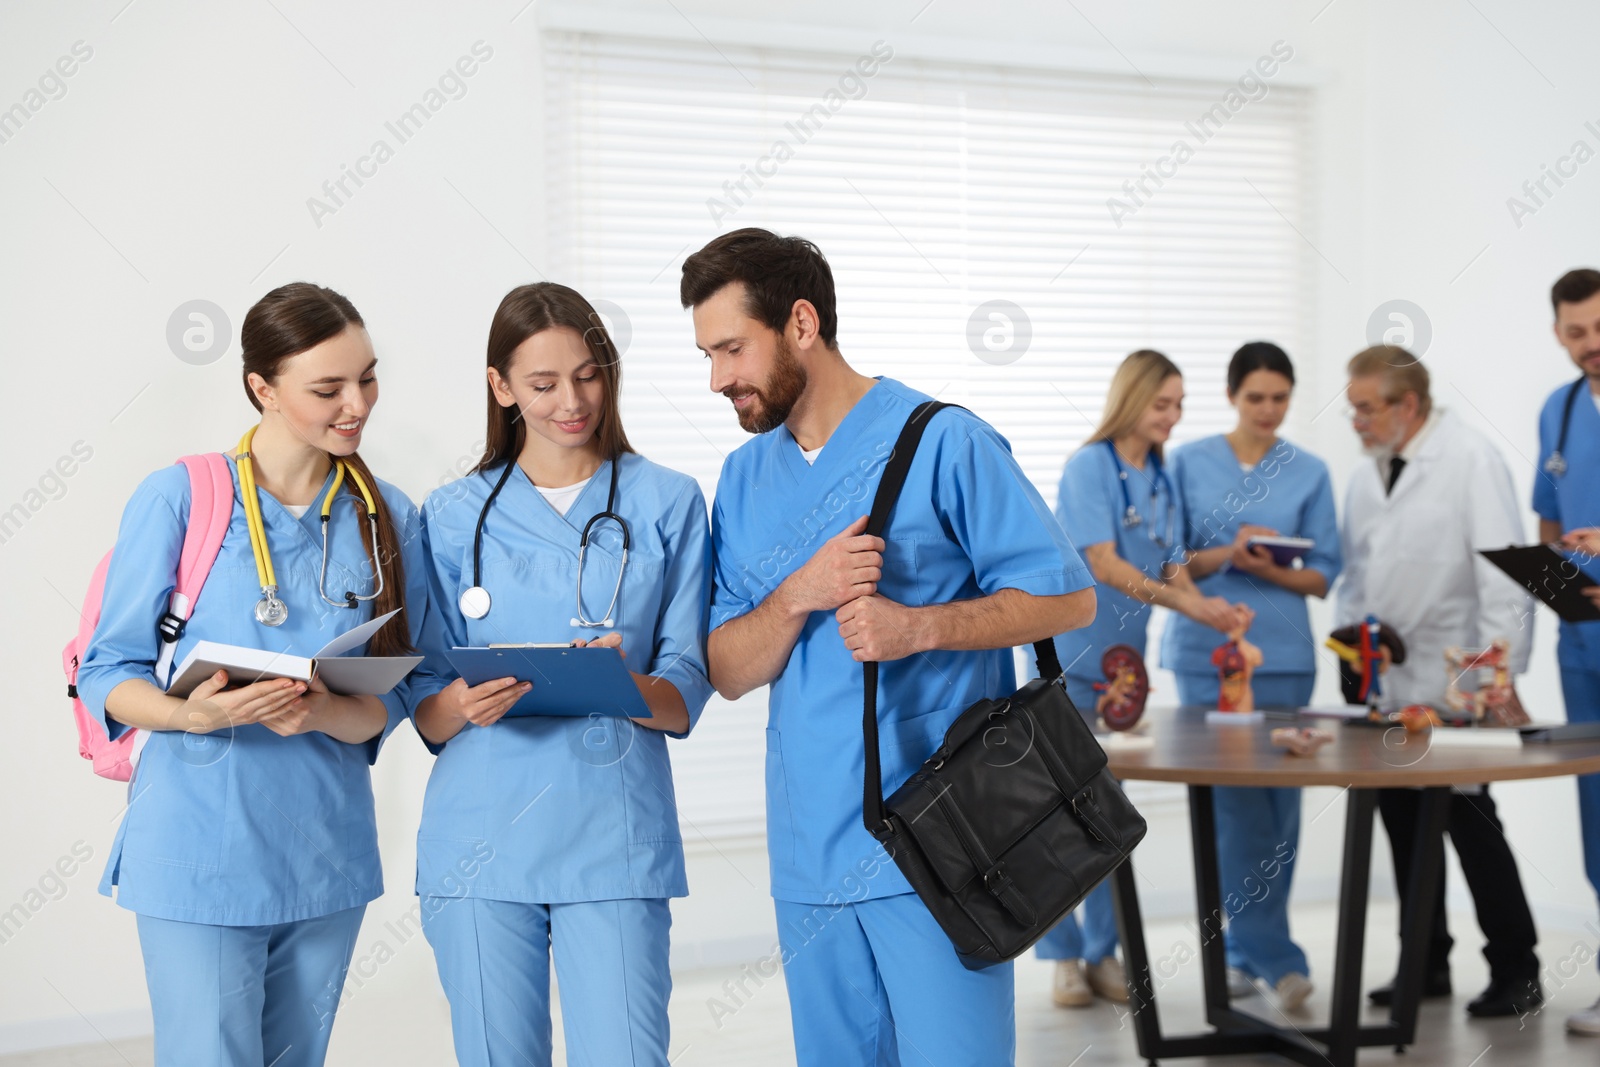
[237,426,384,627]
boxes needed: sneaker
[1568,996,1600,1035]
[1086,956,1131,1004]
[1275,972,1314,1013]
[1227,967,1257,999]
[1052,959,1093,1008]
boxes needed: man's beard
[1581,349,1600,383]
[1360,420,1408,460]
[732,335,807,434]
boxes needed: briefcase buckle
[1071,788,1107,843]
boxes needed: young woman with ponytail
[77,282,439,1067]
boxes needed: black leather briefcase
[862,402,1148,969]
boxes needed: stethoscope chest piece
[255,587,289,627]
[459,585,492,620]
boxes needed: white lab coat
[1336,409,1533,707]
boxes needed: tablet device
[1246,535,1314,567]
[444,646,651,719]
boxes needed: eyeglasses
[1343,400,1392,424]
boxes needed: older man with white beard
[1336,344,1541,1018]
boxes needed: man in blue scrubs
[1534,268,1600,1036]
[681,228,1096,1067]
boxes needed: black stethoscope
[1543,377,1585,477]
[1104,440,1176,547]
[457,457,631,627]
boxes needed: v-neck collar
[510,456,615,537]
[1213,432,1281,478]
[777,378,891,484]
[231,454,338,543]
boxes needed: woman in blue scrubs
[413,282,713,1067]
[78,283,436,1067]
[1040,349,1247,1007]
[1162,341,1342,1012]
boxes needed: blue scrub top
[710,378,1092,905]
[416,452,713,904]
[1051,441,1181,684]
[1533,381,1600,667]
[77,457,435,926]
[1160,435,1342,677]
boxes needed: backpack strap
[861,402,1062,836]
[153,454,234,682]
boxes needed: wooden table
[1104,706,1600,1067]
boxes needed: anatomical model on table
[1094,644,1150,731]
[1325,615,1407,714]
[1443,638,1530,727]
[1212,616,1264,713]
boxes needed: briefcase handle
[861,401,1063,836]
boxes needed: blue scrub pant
[1034,675,1118,963]
[421,896,671,1067]
[1561,628,1600,964]
[136,906,364,1067]
[776,893,1015,1067]
[1174,671,1313,985]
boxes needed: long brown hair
[240,282,412,656]
[1086,348,1183,462]
[476,282,634,472]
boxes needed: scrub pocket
[876,704,964,792]
[765,728,797,867]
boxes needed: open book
[166,609,422,698]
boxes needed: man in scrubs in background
[681,227,1096,1067]
[1534,267,1600,1036]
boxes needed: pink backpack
[63,454,235,781]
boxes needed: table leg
[1110,857,1165,1060]
[1186,784,1232,1019]
[1326,788,1378,1066]
[1107,780,1423,1067]
[1386,786,1452,1045]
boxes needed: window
[544,30,1311,836]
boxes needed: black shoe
[1465,975,1544,1018]
[1367,968,1452,1006]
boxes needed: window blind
[544,30,1311,836]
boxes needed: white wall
[2,0,1597,1051]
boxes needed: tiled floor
[6,899,1598,1065]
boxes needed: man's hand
[781,516,884,616]
[1561,527,1600,559]
[836,594,927,663]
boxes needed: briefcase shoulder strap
[861,401,1063,836]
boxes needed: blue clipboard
[444,646,650,720]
